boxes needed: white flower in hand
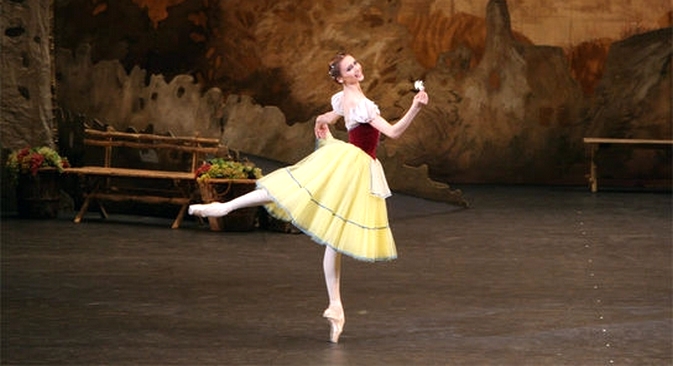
[414,80,425,91]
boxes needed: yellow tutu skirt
[257,138,397,261]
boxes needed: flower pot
[197,179,258,231]
[16,168,61,219]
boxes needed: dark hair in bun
[328,52,347,83]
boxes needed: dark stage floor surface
[1,185,671,366]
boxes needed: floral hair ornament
[414,80,425,91]
[328,52,347,81]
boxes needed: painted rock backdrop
[2,0,671,202]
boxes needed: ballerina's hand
[315,122,330,139]
[413,90,429,108]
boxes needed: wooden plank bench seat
[583,137,673,192]
[64,129,229,228]
[65,166,195,180]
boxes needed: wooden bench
[583,137,673,192]
[64,129,229,228]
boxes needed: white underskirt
[370,159,391,198]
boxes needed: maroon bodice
[348,123,380,159]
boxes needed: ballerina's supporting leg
[188,189,272,217]
[323,246,345,343]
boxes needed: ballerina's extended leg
[188,189,272,217]
[323,246,345,343]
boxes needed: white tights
[188,189,272,217]
[322,246,345,343]
[323,246,343,311]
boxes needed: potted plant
[6,146,70,218]
[194,158,262,231]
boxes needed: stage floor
[2,186,671,365]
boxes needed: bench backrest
[83,129,229,172]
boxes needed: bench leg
[172,204,189,229]
[589,145,598,193]
[74,195,92,223]
[98,201,109,219]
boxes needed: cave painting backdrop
[2,0,671,200]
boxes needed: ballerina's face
[338,55,364,84]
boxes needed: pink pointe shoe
[322,306,345,343]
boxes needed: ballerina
[189,52,429,343]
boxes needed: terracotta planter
[16,168,61,219]
[197,179,258,231]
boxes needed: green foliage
[6,146,70,181]
[194,158,262,181]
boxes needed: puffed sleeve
[331,92,344,116]
[351,98,380,123]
